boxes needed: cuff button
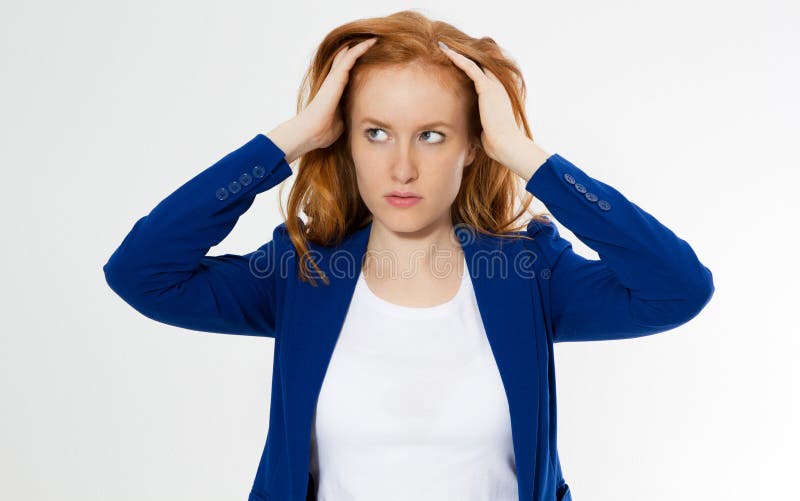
[574,183,587,193]
[585,192,598,202]
[253,165,266,178]
[239,172,252,186]
[215,187,229,200]
[563,173,576,184]
[598,200,611,211]
[228,180,241,193]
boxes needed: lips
[385,194,422,207]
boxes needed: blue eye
[364,128,446,144]
[420,130,446,143]
[365,128,388,142]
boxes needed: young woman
[103,11,714,501]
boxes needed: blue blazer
[103,133,714,501]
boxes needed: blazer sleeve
[524,153,714,343]
[102,133,294,338]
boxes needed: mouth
[385,193,423,207]
[386,191,422,198]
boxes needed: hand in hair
[302,37,379,151]
[437,40,546,178]
[266,37,378,165]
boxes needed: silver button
[228,180,241,193]
[574,183,587,194]
[253,165,266,178]
[239,172,252,186]
[215,187,229,200]
[598,200,611,211]
[563,173,576,184]
[585,192,598,202]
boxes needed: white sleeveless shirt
[309,255,519,501]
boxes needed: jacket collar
[280,220,545,501]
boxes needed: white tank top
[309,255,519,501]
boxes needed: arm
[102,133,294,338]
[523,151,714,342]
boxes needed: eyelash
[364,128,446,144]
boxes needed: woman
[102,11,714,501]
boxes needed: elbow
[685,264,715,318]
[632,265,715,330]
[103,258,131,300]
[103,260,160,318]
[103,256,144,305]
[666,265,716,327]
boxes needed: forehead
[350,64,467,126]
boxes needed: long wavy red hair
[276,10,551,286]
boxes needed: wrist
[501,136,550,183]
[265,118,314,165]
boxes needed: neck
[363,218,464,280]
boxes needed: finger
[334,38,377,74]
[330,46,351,70]
[345,38,378,60]
[484,67,501,83]
[332,38,375,68]
[438,42,489,86]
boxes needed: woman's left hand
[438,41,528,166]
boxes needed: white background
[1,1,797,500]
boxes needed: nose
[390,147,419,183]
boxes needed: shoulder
[269,221,296,260]
[272,220,290,242]
[525,215,558,239]
[524,216,572,267]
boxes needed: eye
[365,128,388,142]
[420,130,446,144]
[364,128,446,144]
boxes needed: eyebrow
[359,117,454,130]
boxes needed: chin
[373,211,439,235]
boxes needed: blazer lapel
[281,221,542,501]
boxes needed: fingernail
[437,41,449,51]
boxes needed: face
[348,64,477,234]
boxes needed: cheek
[352,163,382,201]
[434,159,466,190]
[443,168,465,198]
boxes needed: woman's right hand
[267,37,378,164]
[301,37,378,150]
